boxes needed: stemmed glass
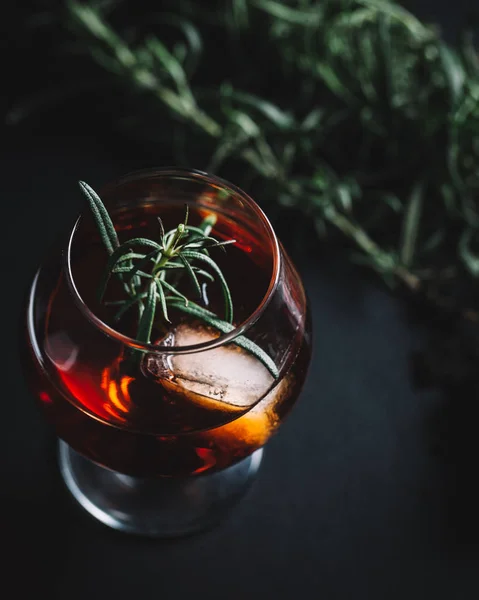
[22,168,311,537]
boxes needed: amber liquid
[23,204,311,477]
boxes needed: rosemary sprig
[78,181,278,378]
[11,1,479,321]
[59,1,477,320]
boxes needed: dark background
[3,2,479,598]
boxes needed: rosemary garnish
[47,0,477,322]
[79,181,279,379]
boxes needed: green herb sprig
[61,0,478,321]
[10,1,479,322]
[79,181,279,378]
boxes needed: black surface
[3,132,479,599]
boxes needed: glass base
[58,441,263,538]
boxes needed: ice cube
[143,323,275,410]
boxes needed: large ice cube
[143,323,275,410]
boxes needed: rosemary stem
[323,204,421,291]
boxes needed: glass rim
[64,167,281,354]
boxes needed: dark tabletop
[3,2,479,598]
[2,130,478,600]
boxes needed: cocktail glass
[22,168,312,537]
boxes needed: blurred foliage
[6,0,479,321]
